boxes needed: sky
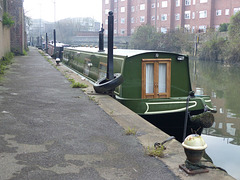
[23,0,102,22]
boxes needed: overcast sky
[24,0,102,22]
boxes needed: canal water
[189,59,240,180]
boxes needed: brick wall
[0,0,11,58]
[8,0,25,55]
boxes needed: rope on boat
[183,91,195,141]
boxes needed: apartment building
[102,0,240,36]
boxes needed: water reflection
[190,59,240,180]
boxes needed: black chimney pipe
[99,24,104,52]
[53,29,56,59]
[107,11,114,80]
[45,33,48,53]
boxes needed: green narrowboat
[63,47,215,140]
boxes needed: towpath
[0,47,179,179]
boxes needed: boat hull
[141,110,204,142]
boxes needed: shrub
[2,12,14,27]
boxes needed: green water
[190,59,240,180]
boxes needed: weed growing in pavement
[125,127,137,135]
[71,82,88,88]
[88,96,99,104]
[145,145,165,158]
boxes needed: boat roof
[49,42,69,47]
[65,47,187,58]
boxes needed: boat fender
[190,111,214,128]
[93,73,124,94]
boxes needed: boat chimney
[99,24,104,52]
[107,11,114,80]
[53,29,57,59]
[45,33,48,54]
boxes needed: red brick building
[102,0,240,36]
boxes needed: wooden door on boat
[142,59,171,99]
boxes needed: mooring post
[45,33,48,53]
[107,11,114,80]
[53,29,57,59]
[99,24,104,52]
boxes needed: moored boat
[62,46,215,141]
[48,42,69,59]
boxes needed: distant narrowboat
[62,47,215,140]
[48,42,69,59]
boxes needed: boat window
[142,59,171,99]
[146,63,154,93]
[158,63,167,93]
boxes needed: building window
[192,26,195,33]
[105,0,109,4]
[121,7,125,13]
[192,12,195,19]
[131,17,134,23]
[140,4,145,10]
[140,16,145,22]
[199,10,207,18]
[176,0,180,7]
[225,9,230,15]
[152,3,156,8]
[185,0,191,6]
[184,24,190,32]
[105,19,108,25]
[152,16,155,21]
[185,11,191,19]
[175,14,180,20]
[121,29,125,34]
[234,8,240,15]
[193,0,196,5]
[114,0,117,2]
[199,25,207,33]
[114,19,117,23]
[216,10,222,16]
[161,27,167,34]
[121,18,125,24]
[161,14,167,21]
[105,9,109,15]
[114,8,117,13]
[200,0,207,3]
[121,0,125,1]
[162,1,167,8]
[131,6,135,12]
[114,29,117,34]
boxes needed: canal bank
[0,47,234,180]
[44,47,235,180]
